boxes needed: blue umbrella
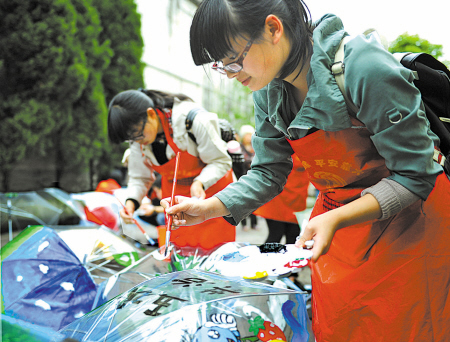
[1,226,98,330]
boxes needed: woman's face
[222,34,286,91]
[132,109,161,145]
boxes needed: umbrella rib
[87,259,113,272]
[0,207,48,225]
[136,272,154,280]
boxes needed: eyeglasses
[127,119,147,143]
[212,39,253,75]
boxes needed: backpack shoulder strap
[401,52,450,79]
[185,107,207,144]
[392,53,420,80]
[332,36,359,114]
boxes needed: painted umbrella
[1,225,98,331]
[98,242,250,303]
[59,269,310,342]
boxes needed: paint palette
[208,242,313,280]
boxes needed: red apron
[288,117,450,342]
[254,154,309,223]
[149,110,235,250]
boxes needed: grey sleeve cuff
[361,178,420,220]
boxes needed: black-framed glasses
[127,119,147,143]
[212,39,253,75]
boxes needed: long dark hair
[190,0,313,80]
[107,89,193,144]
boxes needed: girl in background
[108,89,235,250]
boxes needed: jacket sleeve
[344,34,442,200]
[125,142,154,204]
[189,110,232,190]
[215,89,294,225]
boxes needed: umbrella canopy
[99,242,312,304]
[59,269,310,342]
[51,225,145,284]
[1,314,66,342]
[71,190,159,239]
[70,191,122,231]
[99,242,249,302]
[1,225,98,330]
[0,189,92,234]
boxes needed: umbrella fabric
[0,192,63,232]
[52,225,144,285]
[59,269,310,342]
[70,191,122,231]
[1,226,98,330]
[54,225,142,267]
[70,190,157,236]
[95,178,122,194]
[0,189,91,234]
[37,188,89,226]
[99,242,249,303]
[1,314,66,342]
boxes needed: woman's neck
[283,57,310,107]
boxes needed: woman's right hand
[120,200,136,224]
[161,196,230,226]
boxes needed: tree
[91,0,146,183]
[388,33,444,59]
[0,0,92,191]
[215,81,255,130]
[53,0,112,190]
[0,0,146,192]
[92,0,145,104]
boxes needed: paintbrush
[164,151,181,257]
[116,198,156,246]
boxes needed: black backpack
[397,53,450,166]
[333,36,450,175]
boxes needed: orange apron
[149,110,235,250]
[287,117,450,342]
[254,154,309,223]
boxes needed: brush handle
[166,152,181,232]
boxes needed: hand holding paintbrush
[116,198,156,245]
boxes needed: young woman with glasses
[108,89,235,250]
[162,0,450,340]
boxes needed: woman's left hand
[295,212,339,262]
[295,193,382,262]
[190,180,206,199]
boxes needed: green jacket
[216,14,441,224]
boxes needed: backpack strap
[333,31,385,115]
[400,52,450,79]
[332,35,359,114]
[393,53,420,80]
[185,107,207,144]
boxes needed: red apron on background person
[150,109,235,250]
[254,154,309,223]
[288,117,450,342]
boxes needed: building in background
[136,0,255,125]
